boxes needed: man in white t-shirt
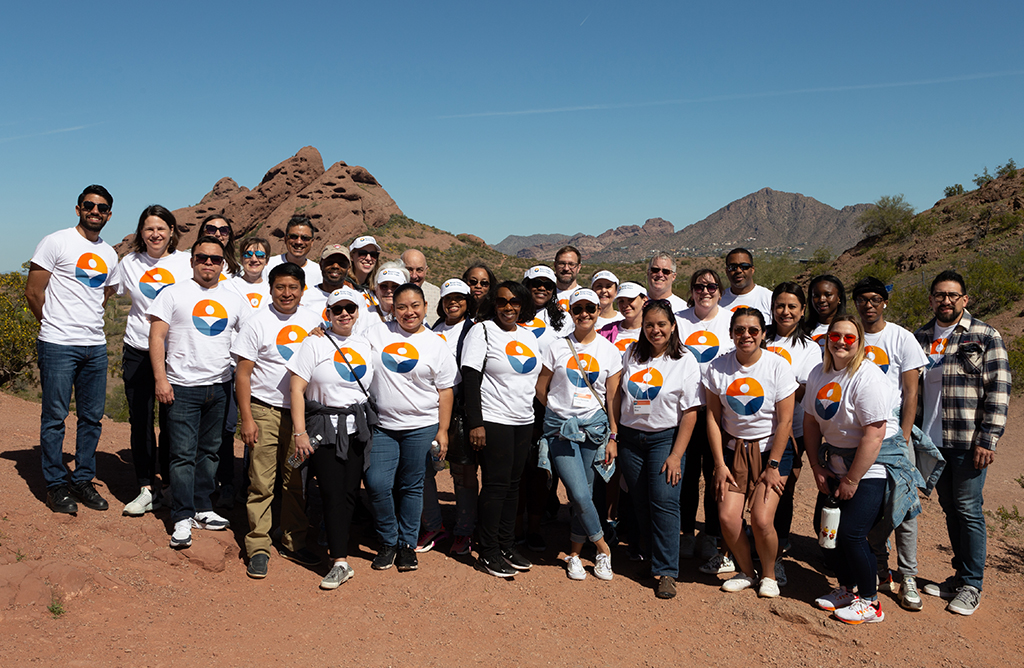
[25,185,119,514]
[401,249,441,317]
[148,236,249,549]
[554,246,582,311]
[645,252,687,312]
[718,248,773,322]
[264,215,322,288]
[303,243,352,321]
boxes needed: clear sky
[3,1,1023,271]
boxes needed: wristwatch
[767,459,779,470]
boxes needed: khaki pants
[245,403,307,557]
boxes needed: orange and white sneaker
[815,586,857,611]
[835,597,884,624]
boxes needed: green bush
[1007,336,1024,395]
[944,184,965,197]
[996,158,1018,179]
[754,255,801,290]
[860,194,916,240]
[963,251,1024,319]
[105,389,130,422]
[0,271,40,388]
[973,167,994,188]
[854,253,897,284]
[887,283,932,331]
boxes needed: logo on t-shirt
[334,348,368,381]
[725,377,764,416]
[520,318,547,339]
[247,293,264,309]
[865,346,890,374]
[505,341,537,374]
[566,353,600,388]
[615,337,638,352]
[75,253,109,288]
[382,342,419,373]
[815,382,842,420]
[684,331,720,364]
[766,346,792,365]
[812,333,827,351]
[275,325,308,361]
[927,338,947,369]
[558,298,570,312]
[627,368,663,401]
[191,300,229,336]
[139,267,176,298]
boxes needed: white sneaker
[700,553,736,575]
[758,577,780,598]
[835,597,884,624]
[815,585,857,611]
[774,561,788,587]
[594,553,614,581]
[170,518,196,549]
[721,572,756,592]
[566,555,587,580]
[194,510,230,530]
[123,487,156,516]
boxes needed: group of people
[27,186,1009,621]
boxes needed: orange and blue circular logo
[558,298,570,312]
[627,368,663,401]
[615,336,638,352]
[566,353,600,388]
[247,293,264,309]
[813,333,827,351]
[505,341,537,374]
[927,338,947,369]
[382,342,419,373]
[684,331,720,364]
[75,253,109,288]
[139,267,176,298]
[334,348,367,382]
[520,317,547,339]
[767,346,792,365]
[865,345,890,374]
[725,377,764,416]
[192,300,229,336]
[815,382,842,420]
[275,325,307,361]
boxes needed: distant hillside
[492,234,570,256]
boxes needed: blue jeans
[814,478,886,599]
[37,340,107,489]
[549,435,605,544]
[618,425,683,578]
[366,424,438,548]
[164,383,229,522]
[935,448,988,591]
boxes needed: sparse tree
[944,184,965,198]
[973,167,994,188]
[860,194,916,239]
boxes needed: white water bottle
[430,440,445,471]
[819,495,840,549]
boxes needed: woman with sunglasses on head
[106,205,192,516]
[615,299,702,598]
[536,289,623,581]
[463,261,496,320]
[806,274,847,349]
[227,237,272,310]
[704,307,797,598]
[198,214,241,278]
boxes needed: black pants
[679,409,720,537]
[773,436,804,542]
[122,344,169,488]
[476,422,532,557]
[309,438,366,560]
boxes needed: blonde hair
[822,314,867,374]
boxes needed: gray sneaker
[320,562,354,590]
[899,576,923,611]
[947,585,981,616]
[922,577,958,599]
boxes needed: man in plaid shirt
[915,270,1011,616]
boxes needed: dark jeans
[164,382,229,522]
[37,340,107,489]
[217,378,238,487]
[122,344,169,488]
[310,438,366,560]
[773,436,804,542]
[365,424,437,548]
[814,478,886,599]
[679,409,719,537]
[476,422,532,557]
[936,448,988,591]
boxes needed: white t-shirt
[556,286,577,313]
[718,285,774,324]
[810,322,829,352]
[802,361,900,479]
[365,321,459,430]
[536,306,573,339]
[225,275,271,311]
[30,227,118,346]
[230,306,322,409]
[433,319,469,359]
[676,307,735,370]
[922,322,956,448]
[649,293,687,313]
[766,334,822,438]
[264,253,323,289]
[541,333,623,420]
[521,314,563,353]
[287,332,374,435]
[108,250,192,351]
[863,321,929,394]
[462,320,542,426]
[703,350,799,448]
[596,312,624,330]
[146,279,249,386]
[606,324,641,354]
[619,347,702,432]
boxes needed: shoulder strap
[566,336,607,417]
[323,332,372,400]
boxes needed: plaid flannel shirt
[915,309,1011,451]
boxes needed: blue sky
[3,1,1022,271]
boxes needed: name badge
[632,399,652,415]
[572,390,594,408]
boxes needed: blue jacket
[538,407,615,483]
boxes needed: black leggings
[309,438,366,560]
[679,410,720,537]
[122,344,169,488]
[476,422,532,557]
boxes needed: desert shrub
[963,251,1024,319]
[855,253,897,284]
[996,158,1018,179]
[1007,337,1024,395]
[991,211,1024,233]
[0,270,40,388]
[755,255,801,290]
[944,184,965,197]
[805,247,834,277]
[105,389,129,422]
[974,167,994,188]
[860,194,916,240]
[887,283,932,331]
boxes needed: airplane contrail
[0,123,99,144]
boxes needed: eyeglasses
[649,267,674,276]
[732,326,761,337]
[288,233,313,242]
[329,303,359,316]
[354,249,380,259]
[241,250,267,259]
[466,278,490,287]
[828,332,858,345]
[726,262,753,272]
[203,224,231,236]
[79,200,111,213]
[854,295,885,306]
[692,283,718,293]
[571,303,598,315]
[554,261,579,269]
[495,297,522,308]
[194,253,225,266]
[931,292,963,302]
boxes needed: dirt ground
[1,391,1022,668]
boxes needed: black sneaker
[46,485,78,514]
[396,546,418,572]
[68,481,109,511]
[501,547,533,571]
[279,546,322,567]
[247,553,269,579]
[372,545,397,570]
[479,553,516,578]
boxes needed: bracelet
[608,433,618,441]
[843,477,858,486]
[293,431,306,437]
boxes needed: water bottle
[819,495,840,549]
[288,433,323,469]
[430,440,445,471]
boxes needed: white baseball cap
[440,278,470,298]
[591,270,619,287]
[616,282,647,300]
[376,267,407,285]
[569,288,600,306]
[327,286,363,307]
[349,235,381,253]
[524,265,557,283]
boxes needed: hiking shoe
[923,577,959,599]
[123,487,156,516]
[247,553,269,579]
[525,532,546,553]
[947,585,981,616]
[450,535,473,556]
[700,553,736,575]
[775,561,788,587]
[566,555,587,580]
[396,546,418,572]
[758,577,780,598]
[594,553,614,581]
[502,548,532,571]
[479,553,516,578]
[372,545,397,570]
[656,576,677,599]
[415,527,449,553]
[46,485,78,514]
[280,546,322,567]
[721,572,756,593]
[170,518,196,549]
[899,576,923,611]
[680,534,697,559]
[215,484,234,510]
[836,598,884,624]
[815,586,857,611]
[320,562,354,590]
[68,481,108,511]
[699,534,720,562]
[194,510,230,530]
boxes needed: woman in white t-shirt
[536,289,623,582]
[591,270,623,330]
[803,315,901,625]
[363,284,458,573]
[599,281,646,353]
[806,274,847,349]
[615,300,702,598]
[704,308,797,598]
[372,264,408,323]
[227,237,271,310]
[106,205,191,516]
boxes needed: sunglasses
[354,249,380,259]
[828,332,858,345]
[288,233,313,242]
[692,283,718,293]
[329,303,359,316]
[531,281,555,291]
[726,262,753,272]
[495,297,522,308]
[195,253,225,266]
[732,326,761,336]
[466,278,490,287]
[649,267,673,276]
[79,200,111,213]
[571,303,598,315]
[203,224,231,236]
[242,250,267,259]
